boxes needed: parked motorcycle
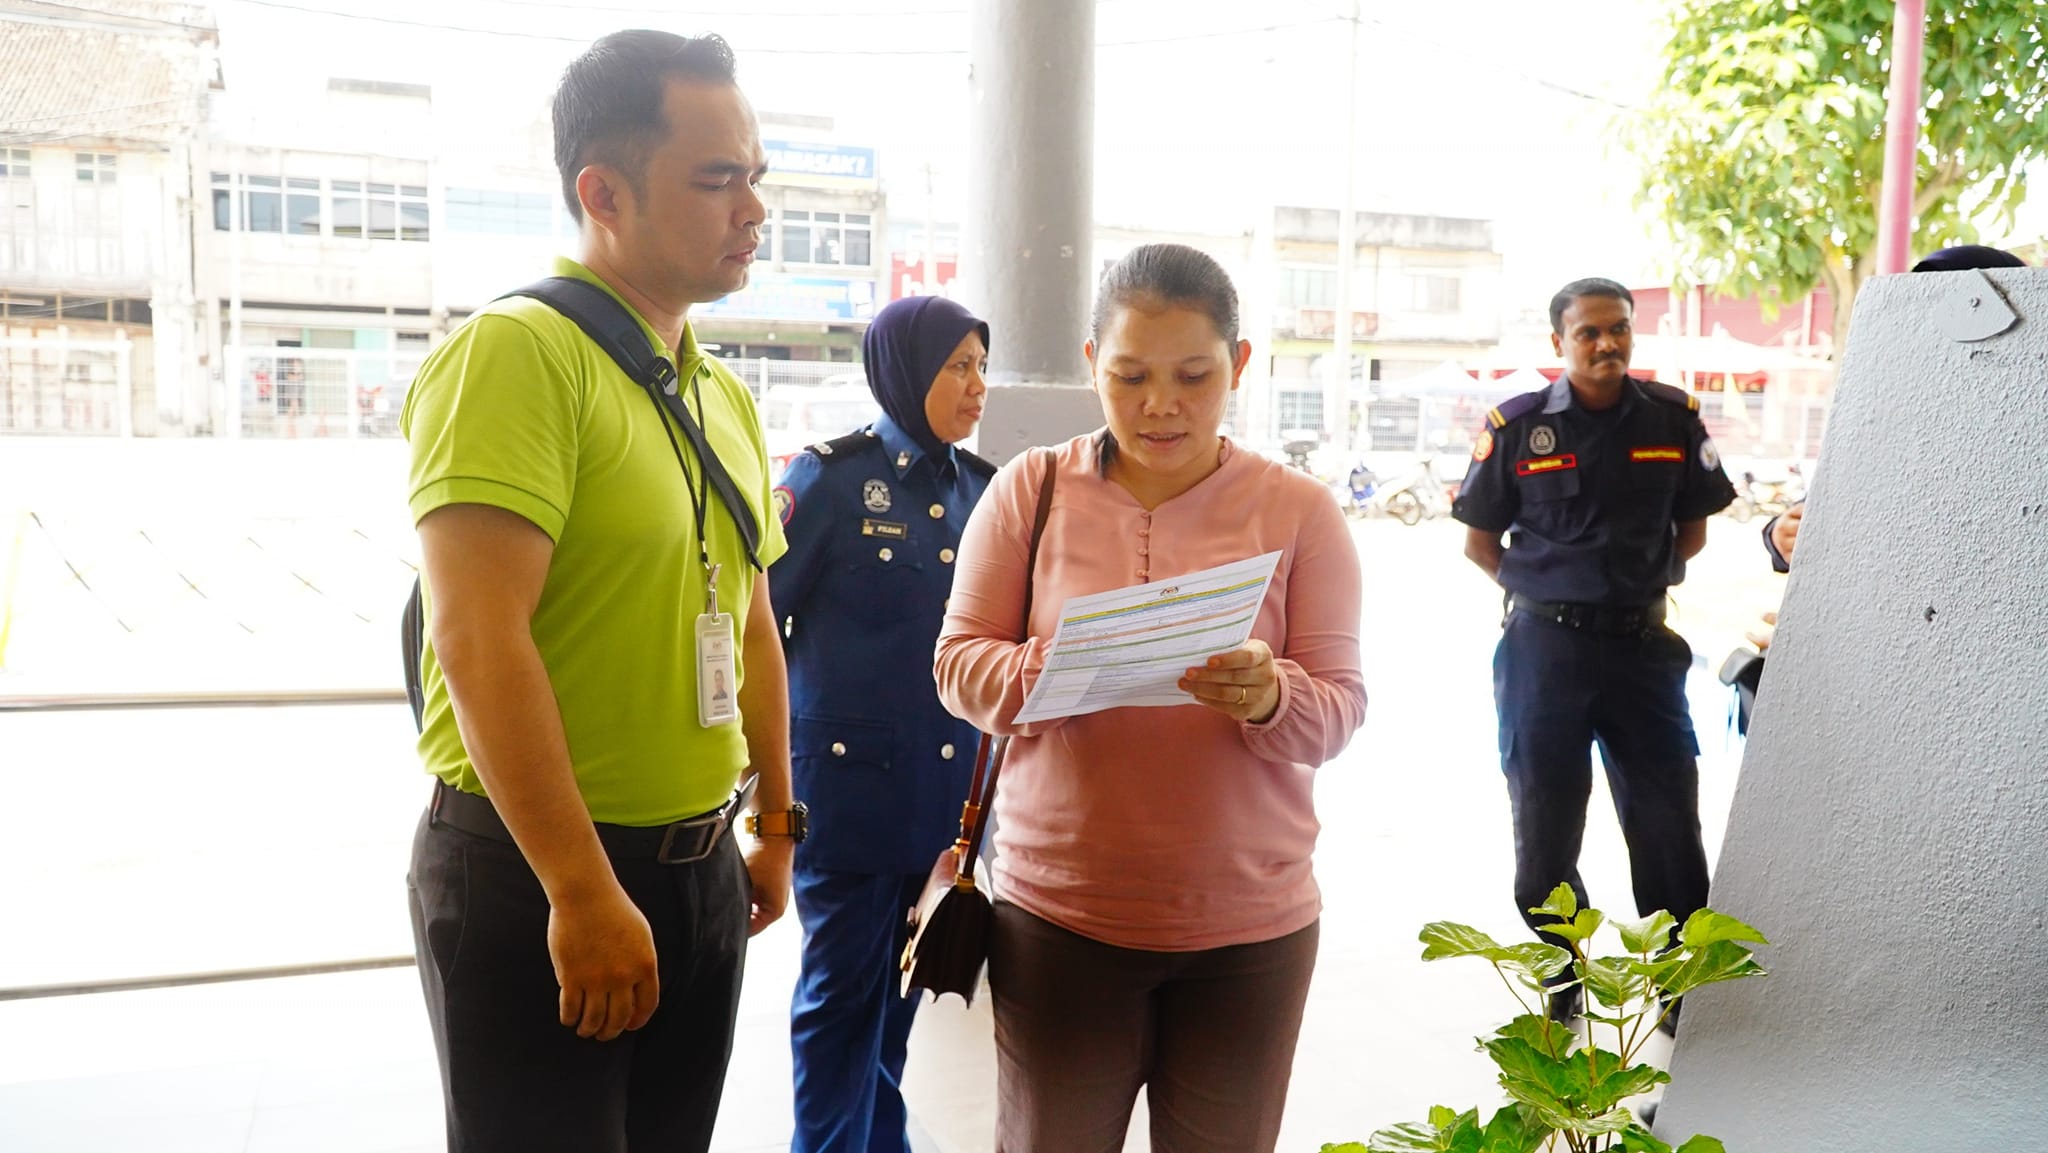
[1369,458,1454,526]
[1725,464,1805,523]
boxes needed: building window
[1279,266,1336,309]
[332,180,363,238]
[323,180,427,241]
[844,213,872,266]
[782,210,813,263]
[445,188,554,235]
[0,151,32,273]
[213,173,325,235]
[75,152,116,183]
[778,210,872,267]
[244,175,283,233]
[1410,274,1461,313]
[287,178,321,235]
[759,215,774,262]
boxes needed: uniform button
[1138,527,1149,537]
[940,743,956,760]
[929,503,945,519]
[878,547,894,562]
[940,548,956,564]
[1138,547,1149,557]
[831,742,847,756]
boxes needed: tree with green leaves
[1623,0,2048,352]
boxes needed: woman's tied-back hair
[553,31,738,224]
[1091,244,1242,474]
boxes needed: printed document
[1012,551,1282,724]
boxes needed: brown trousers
[988,901,1319,1153]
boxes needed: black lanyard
[641,362,721,610]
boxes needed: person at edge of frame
[1451,276,1736,1030]
[768,294,997,1153]
[400,30,803,1153]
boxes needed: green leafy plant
[1320,884,1768,1153]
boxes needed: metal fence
[1361,390,1833,464]
[223,349,860,438]
[0,334,134,436]
[226,346,423,440]
[719,356,863,395]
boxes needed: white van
[759,378,882,476]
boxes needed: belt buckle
[655,803,729,865]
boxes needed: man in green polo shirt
[401,31,802,1153]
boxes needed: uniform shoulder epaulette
[956,448,998,478]
[1636,378,1700,413]
[1484,388,1548,430]
[808,427,882,462]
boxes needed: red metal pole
[1876,0,1929,274]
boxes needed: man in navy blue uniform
[1453,277,1736,1020]
[768,295,995,1153]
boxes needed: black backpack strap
[499,276,764,571]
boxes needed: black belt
[430,776,756,865]
[1509,594,1666,635]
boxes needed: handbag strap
[953,448,1056,882]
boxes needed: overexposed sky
[210,0,2047,310]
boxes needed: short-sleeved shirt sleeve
[402,314,580,540]
[1671,413,1739,522]
[1451,424,1518,533]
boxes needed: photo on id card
[697,611,738,728]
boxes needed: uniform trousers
[407,808,750,1153]
[789,866,928,1153]
[1493,610,1711,949]
[988,900,1319,1153]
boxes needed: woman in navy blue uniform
[769,295,995,1153]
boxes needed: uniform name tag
[1630,446,1684,462]
[1516,454,1578,476]
[861,519,909,540]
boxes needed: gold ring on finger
[1237,686,1247,705]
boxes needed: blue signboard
[698,274,877,322]
[764,140,878,190]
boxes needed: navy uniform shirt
[1452,374,1737,605]
[769,413,995,875]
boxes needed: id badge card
[696,611,739,728]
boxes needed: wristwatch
[744,801,810,843]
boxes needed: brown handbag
[900,450,1056,1003]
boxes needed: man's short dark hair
[552,30,737,223]
[1549,278,1635,334]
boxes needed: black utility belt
[1509,594,1666,635]
[430,777,754,865]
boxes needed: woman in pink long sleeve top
[934,244,1365,1153]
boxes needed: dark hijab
[861,295,990,456]
[1912,245,2027,273]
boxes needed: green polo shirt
[402,257,787,825]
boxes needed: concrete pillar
[1657,268,2048,1146]
[962,0,1102,464]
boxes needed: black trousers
[407,806,750,1153]
[1492,612,1710,953]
